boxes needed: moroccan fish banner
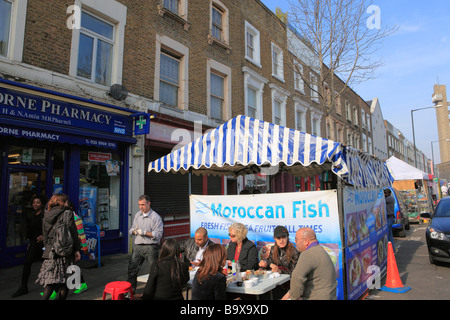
[343,186,388,300]
[189,191,345,300]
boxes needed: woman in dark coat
[191,243,227,300]
[12,195,47,298]
[143,238,189,300]
[36,193,81,300]
[226,223,258,271]
[259,225,300,275]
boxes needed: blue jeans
[387,217,395,248]
[127,244,160,292]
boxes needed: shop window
[52,148,65,195]
[79,150,121,230]
[8,146,47,166]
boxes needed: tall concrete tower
[432,84,450,179]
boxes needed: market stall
[386,156,433,223]
[147,115,393,300]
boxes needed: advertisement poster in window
[79,186,98,225]
[343,186,388,300]
[105,159,120,176]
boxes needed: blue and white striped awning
[147,115,393,188]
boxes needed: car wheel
[405,219,410,230]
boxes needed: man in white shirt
[442,184,448,197]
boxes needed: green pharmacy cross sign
[133,113,154,135]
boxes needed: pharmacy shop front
[0,79,140,268]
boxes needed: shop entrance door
[4,169,46,262]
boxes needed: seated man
[180,227,214,266]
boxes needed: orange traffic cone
[380,242,411,293]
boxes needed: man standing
[384,188,395,249]
[180,227,214,266]
[282,227,336,300]
[127,195,164,293]
[441,184,448,197]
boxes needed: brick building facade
[0,0,378,260]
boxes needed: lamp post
[411,104,442,168]
[431,139,450,177]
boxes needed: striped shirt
[74,213,88,254]
[129,209,163,245]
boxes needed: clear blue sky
[261,0,450,163]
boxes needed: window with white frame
[270,84,289,126]
[211,5,223,40]
[368,137,372,154]
[210,0,229,45]
[311,110,322,136]
[273,100,282,125]
[353,106,359,126]
[0,0,12,57]
[210,72,224,119]
[163,0,178,14]
[159,49,180,107]
[366,113,371,131]
[76,11,115,86]
[245,21,261,67]
[294,62,305,94]
[247,87,257,119]
[0,0,27,61]
[310,74,319,103]
[243,66,267,120]
[70,0,126,87]
[335,93,342,115]
[271,42,284,81]
[159,0,189,29]
[154,35,189,110]
[294,98,307,132]
[362,133,367,152]
[208,59,231,121]
[345,100,351,121]
[361,109,366,128]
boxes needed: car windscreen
[434,201,450,218]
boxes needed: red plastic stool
[102,281,133,300]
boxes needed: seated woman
[226,223,258,271]
[259,226,300,275]
[143,239,189,300]
[191,244,227,300]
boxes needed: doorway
[6,170,47,249]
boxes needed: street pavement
[367,223,450,300]
[0,253,150,300]
[2,223,449,301]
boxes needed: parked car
[385,187,411,237]
[424,197,450,264]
